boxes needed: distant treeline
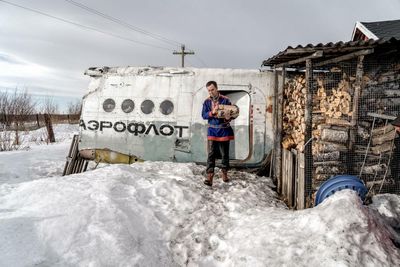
[0,113,80,129]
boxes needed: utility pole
[173,44,194,67]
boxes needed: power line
[194,54,208,67]
[0,0,171,51]
[63,0,182,47]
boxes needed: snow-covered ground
[0,125,399,266]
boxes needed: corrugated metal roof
[262,37,400,67]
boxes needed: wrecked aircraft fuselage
[79,66,274,168]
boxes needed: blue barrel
[314,175,367,206]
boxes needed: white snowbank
[0,124,77,184]
[0,161,399,266]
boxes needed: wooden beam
[276,67,286,194]
[284,45,373,55]
[367,112,396,120]
[314,49,373,67]
[272,69,279,184]
[304,59,313,207]
[348,55,365,173]
[275,51,323,68]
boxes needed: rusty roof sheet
[262,37,400,67]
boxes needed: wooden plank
[284,45,374,55]
[348,55,365,173]
[273,69,279,191]
[314,49,373,67]
[276,67,285,193]
[304,59,313,204]
[275,51,323,68]
[282,149,289,201]
[367,112,396,120]
[287,150,295,208]
[297,152,305,210]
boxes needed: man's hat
[391,116,400,127]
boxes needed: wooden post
[36,114,40,128]
[274,67,285,193]
[44,113,55,143]
[276,67,286,193]
[349,55,365,174]
[272,69,279,185]
[296,152,305,209]
[304,59,313,207]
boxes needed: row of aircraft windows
[103,98,174,115]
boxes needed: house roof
[352,19,400,41]
[262,37,400,68]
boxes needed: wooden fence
[281,149,306,209]
[0,113,80,130]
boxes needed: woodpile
[282,76,306,151]
[281,64,400,194]
[317,78,352,119]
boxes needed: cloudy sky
[1,0,399,111]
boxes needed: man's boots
[204,172,214,186]
[221,169,230,182]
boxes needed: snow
[0,125,399,266]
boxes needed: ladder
[360,112,396,195]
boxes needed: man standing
[202,81,234,186]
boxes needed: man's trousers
[206,140,230,173]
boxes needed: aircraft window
[121,99,135,113]
[160,100,174,115]
[141,100,155,114]
[103,98,115,112]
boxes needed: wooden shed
[263,38,400,209]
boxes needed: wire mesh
[281,53,400,207]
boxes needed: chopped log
[317,124,349,132]
[371,124,395,136]
[361,164,387,175]
[315,174,334,181]
[382,89,400,97]
[325,118,351,127]
[366,180,392,188]
[357,126,370,140]
[282,136,295,150]
[313,160,341,166]
[370,141,394,155]
[315,165,341,174]
[320,128,348,144]
[313,141,347,153]
[313,151,340,162]
[371,130,396,145]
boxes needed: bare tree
[42,96,59,115]
[67,99,82,115]
[11,90,36,146]
[0,89,36,150]
[0,91,12,151]
[0,91,10,126]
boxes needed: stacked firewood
[317,78,352,118]
[281,64,400,195]
[282,76,306,151]
[282,75,354,153]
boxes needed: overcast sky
[1,0,400,111]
